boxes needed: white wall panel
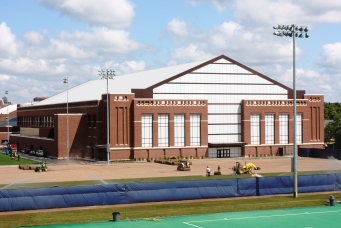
[154,83,287,94]
[194,64,252,74]
[153,94,287,105]
[208,125,240,134]
[152,63,289,145]
[208,104,240,113]
[214,59,231,64]
[208,115,241,124]
[171,73,275,85]
[208,134,240,143]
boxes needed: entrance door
[217,149,230,158]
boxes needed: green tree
[325,113,341,148]
[334,114,341,146]
[325,122,335,142]
[324,102,341,120]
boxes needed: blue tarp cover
[0,173,340,212]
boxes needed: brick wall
[241,95,325,157]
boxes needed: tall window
[174,114,185,146]
[88,115,92,127]
[250,114,260,144]
[142,114,153,147]
[279,114,288,144]
[158,114,169,146]
[265,114,274,144]
[190,114,201,146]
[296,114,302,144]
[93,115,96,127]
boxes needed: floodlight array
[99,69,115,79]
[98,69,115,166]
[273,24,309,38]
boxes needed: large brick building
[10,55,324,160]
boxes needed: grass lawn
[0,152,40,166]
[0,192,340,227]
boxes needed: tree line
[325,102,341,148]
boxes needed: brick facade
[5,55,325,160]
[241,95,324,157]
[11,94,209,160]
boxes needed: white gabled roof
[35,59,208,106]
[0,104,17,114]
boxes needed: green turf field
[25,204,341,228]
[0,152,40,166]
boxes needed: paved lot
[1,156,341,186]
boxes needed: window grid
[296,114,302,144]
[250,114,260,144]
[265,114,274,144]
[190,114,201,146]
[142,114,153,147]
[279,114,288,144]
[158,114,169,147]
[174,114,185,146]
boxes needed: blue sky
[1,0,341,104]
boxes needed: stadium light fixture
[98,69,115,166]
[273,24,309,198]
[63,78,69,161]
[5,90,9,145]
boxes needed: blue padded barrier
[336,174,341,191]
[0,174,341,212]
[298,174,335,193]
[258,176,293,195]
[237,178,256,196]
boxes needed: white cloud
[2,0,341,104]
[167,19,188,37]
[59,27,141,55]
[172,44,214,61]
[212,0,341,28]
[220,21,243,37]
[188,0,232,12]
[0,57,64,75]
[0,74,10,82]
[123,60,146,73]
[319,84,333,92]
[23,31,45,46]
[168,19,300,65]
[92,60,146,76]
[318,42,341,71]
[0,22,17,57]
[46,39,95,59]
[38,0,135,29]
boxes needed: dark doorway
[217,149,230,158]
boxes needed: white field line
[183,209,341,227]
[0,178,31,189]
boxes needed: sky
[1,0,341,104]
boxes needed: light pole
[273,24,309,198]
[98,69,115,166]
[5,91,9,145]
[63,78,69,160]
